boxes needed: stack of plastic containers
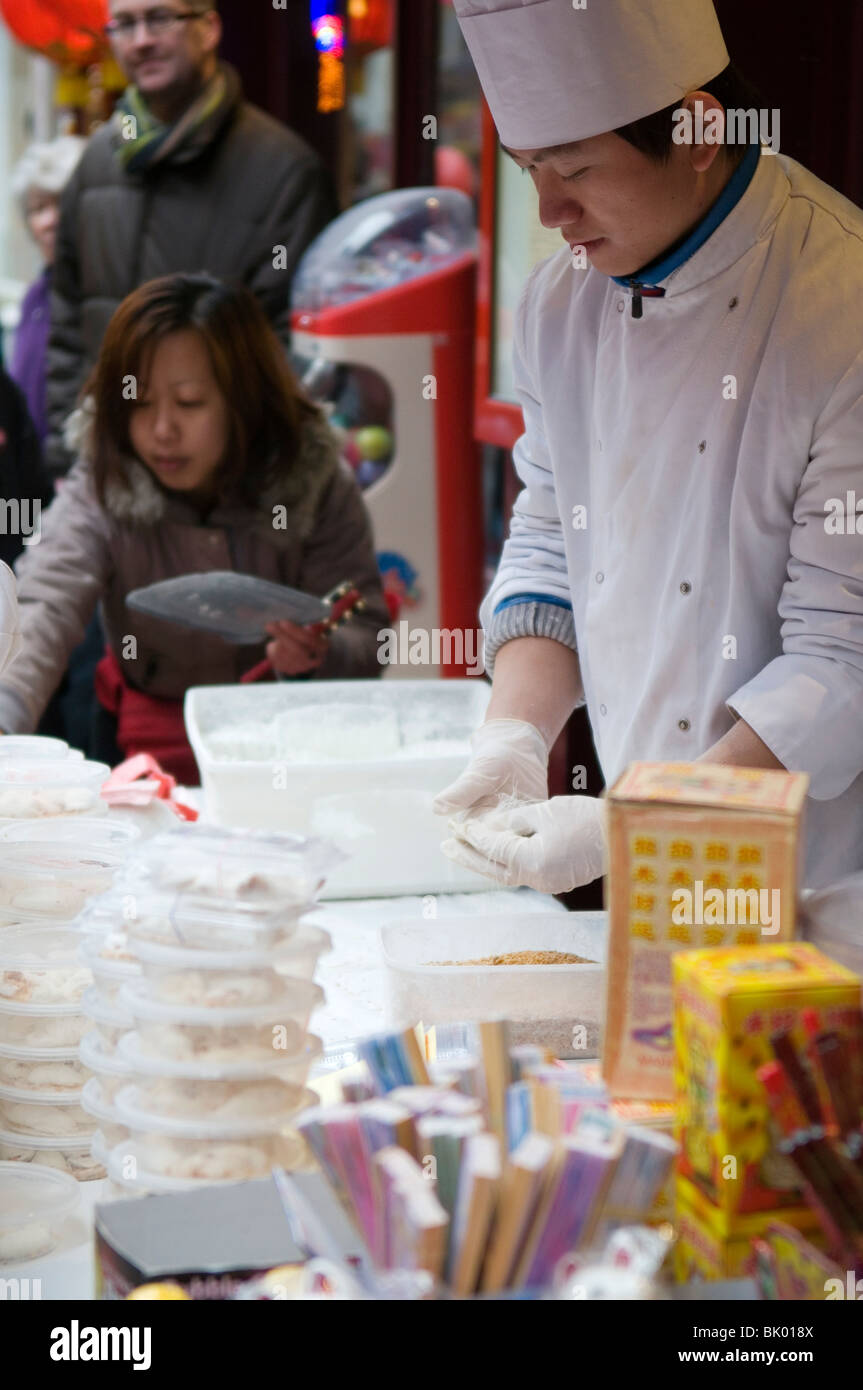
[0,925,104,1179]
[0,758,111,823]
[79,825,335,1197]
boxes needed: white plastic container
[184,679,491,897]
[0,1129,103,1179]
[0,1160,80,1262]
[106,1136,310,1194]
[0,816,141,848]
[0,759,110,820]
[381,911,608,1058]
[119,978,324,1063]
[82,888,304,953]
[0,926,92,1005]
[133,924,331,1006]
[81,1078,130,1148]
[0,999,89,1049]
[0,1042,88,1094]
[115,1082,316,1138]
[0,1086,93,1137]
[0,736,79,761]
[0,844,123,918]
[81,987,134,1051]
[117,1030,321,1084]
[79,1029,135,1102]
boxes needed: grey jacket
[45,70,338,475]
[0,410,389,733]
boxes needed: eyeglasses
[105,8,209,40]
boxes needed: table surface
[6,885,567,1300]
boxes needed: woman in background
[0,273,388,782]
[10,136,85,444]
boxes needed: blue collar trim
[612,141,761,289]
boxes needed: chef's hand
[441,795,606,893]
[265,620,328,676]
[432,719,548,818]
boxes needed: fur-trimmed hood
[64,397,342,545]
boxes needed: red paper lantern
[0,0,104,63]
[347,0,392,50]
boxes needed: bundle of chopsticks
[296,1022,676,1295]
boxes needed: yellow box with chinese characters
[673,942,861,1216]
[673,1174,821,1283]
[602,761,808,1101]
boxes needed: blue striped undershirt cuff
[493,592,573,615]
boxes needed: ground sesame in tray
[427,950,596,966]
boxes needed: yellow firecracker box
[674,1174,822,1283]
[603,762,808,1101]
[673,942,861,1217]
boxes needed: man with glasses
[44,0,339,476]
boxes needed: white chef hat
[454,0,729,150]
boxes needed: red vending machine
[290,187,483,678]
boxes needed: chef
[436,0,863,893]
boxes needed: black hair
[614,63,766,167]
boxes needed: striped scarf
[114,65,236,174]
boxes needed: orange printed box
[673,943,861,1217]
[602,762,808,1101]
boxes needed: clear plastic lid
[117,1030,322,1082]
[0,816,141,847]
[0,1159,79,1228]
[0,1041,81,1061]
[130,923,331,972]
[0,736,76,760]
[0,1081,85,1106]
[0,926,84,969]
[77,887,307,952]
[79,1029,136,1080]
[106,1137,232,1192]
[114,1083,317,1138]
[118,825,343,905]
[0,846,122,919]
[0,926,92,1007]
[292,187,475,313]
[0,1127,94,1151]
[118,977,322,1027]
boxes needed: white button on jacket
[481,152,863,889]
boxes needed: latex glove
[441,795,606,893]
[432,718,548,818]
[0,563,21,679]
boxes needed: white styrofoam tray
[381,911,608,1058]
[184,680,491,898]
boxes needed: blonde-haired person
[10,136,86,445]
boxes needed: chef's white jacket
[481,152,863,889]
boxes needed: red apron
[93,646,200,787]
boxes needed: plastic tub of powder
[119,978,323,1064]
[115,1082,316,1139]
[0,1129,104,1179]
[0,1160,80,1261]
[109,1121,312,1184]
[0,1042,88,1094]
[184,679,491,897]
[0,759,110,820]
